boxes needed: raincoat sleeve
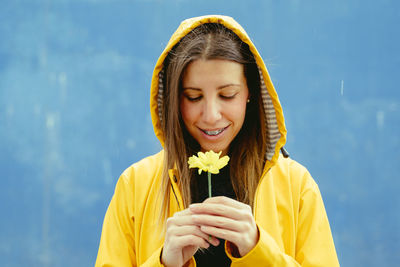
[95,171,165,267]
[225,170,339,266]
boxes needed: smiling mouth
[201,126,228,136]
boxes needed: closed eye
[184,94,202,102]
[220,93,237,100]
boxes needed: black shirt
[191,165,236,267]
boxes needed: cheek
[239,102,248,122]
[236,90,249,121]
[223,102,247,125]
[233,103,248,129]
[180,101,195,125]
[234,100,248,120]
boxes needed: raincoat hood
[150,15,287,166]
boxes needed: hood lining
[257,66,280,161]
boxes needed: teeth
[203,128,224,136]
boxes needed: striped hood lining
[150,15,287,166]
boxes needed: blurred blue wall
[1,1,399,266]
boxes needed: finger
[193,196,252,216]
[204,196,250,210]
[192,213,252,235]
[169,225,217,244]
[171,234,211,250]
[173,208,193,217]
[166,222,220,248]
[199,225,241,245]
[190,203,251,221]
[166,219,220,247]
[193,214,257,241]
[200,224,259,257]
[167,209,197,227]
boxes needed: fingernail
[213,238,220,246]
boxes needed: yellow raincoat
[95,15,340,267]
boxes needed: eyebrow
[182,84,242,91]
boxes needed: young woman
[95,15,339,267]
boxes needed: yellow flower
[188,150,230,174]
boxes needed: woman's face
[180,59,249,155]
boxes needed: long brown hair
[159,23,267,221]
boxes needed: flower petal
[187,150,230,175]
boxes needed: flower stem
[208,172,212,198]
[207,171,212,242]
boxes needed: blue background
[1,0,399,266]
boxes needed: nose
[202,98,222,124]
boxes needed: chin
[202,146,228,154]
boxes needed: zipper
[170,176,181,210]
[168,169,183,210]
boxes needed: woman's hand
[161,208,220,267]
[189,196,259,257]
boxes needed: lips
[200,126,229,136]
